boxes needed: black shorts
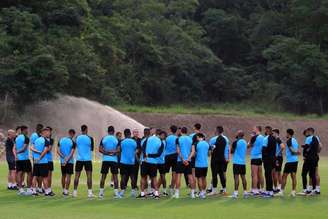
[164,154,177,173]
[141,162,157,178]
[61,163,74,175]
[33,163,49,177]
[233,164,246,175]
[195,167,208,178]
[120,163,135,175]
[251,158,262,166]
[176,161,192,175]
[190,157,195,168]
[101,161,119,174]
[284,162,298,173]
[274,156,283,172]
[48,161,54,171]
[7,161,16,170]
[157,164,166,175]
[16,160,32,172]
[75,161,93,172]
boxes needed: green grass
[0,158,328,219]
[116,103,328,120]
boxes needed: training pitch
[0,158,327,219]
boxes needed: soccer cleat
[45,192,55,197]
[72,191,77,198]
[87,193,95,199]
[24,190,33,196]
[207,191,218,196]
[262,193,274,198]
[98,193,104,199]
[162,192,169,197]
[230,194,238,199]
[172,193,179,199]
[274,191,284,197]
[190,192,196,199]
[114,194,122,199]
[62,192,69,197]
[243,192,250,198]
[290,191,296,197]
[314,191,321,195]
[206,188,212,193]
[136,194,146,199]
[154,195,160,200]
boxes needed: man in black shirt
[262,126,276,197]
[132,129,142,189]
[5,130,17,190]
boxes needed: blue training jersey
[15,134,30,160]
[58,137,75,164]
[195,140,210,168]
[165,134,177,155]
[46,138,54,162]
[144,135,162,164]
[232,139,247,165]
[101,135,119,162]
[250,134,264,159]
[30,132,40,159]
[286,137,298,163]
[33,137,49,164]
[157,140,166,164]
[120,138,137,165]
[76,134,94,161]
[177,135,193,162]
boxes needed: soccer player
[301,127,319,195]
[195,133,210,199]
[132,129,142,189]
[30,124,43,193]
[164,125,178,195]
[272,129,284,193]
[99,126,120,198]
[276,129,299,197]
[73,125,94,198]
[119,128,138,197]
[262,126,276,197]
[5,129,17,190]
[248,126,264,195]
[231,130,248,198]
[57,129,76,196]
[157,131,168,196]
[14,125,33,195]
[31,127,53,196]
[174,127,195,199]
[138,128,163,199]
[189,124,202,185]
[46,126,55,196]
[208,126,229,195]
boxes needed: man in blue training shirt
[31,127,53,196]
[276,129,299,197]
[57,129,76,196]
[119,128,138,197]
[189,123,203,186]
[231,130,248,198]
[30,124,44,193]
[248,126,265,195]
[138,128,163,199]
[99,126,120,198]
[165,125,178,195]
[14,125,32,195]
[73,125,94,198]
[158,131,168,196]
[175,127,196,199]
[208,126,230,195]
[195,133,210,199]
[273,128,284,193]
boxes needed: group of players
[4,123,321,199]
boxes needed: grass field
[0,158,327,219]
[116,103,328,120]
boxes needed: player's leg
[218,162,226,194]
[233,174,239,198]
[251,164,258,194]
[73,161,82,197]
[111,162,120,198]
[241,174,248,197]
[301,161,310,193]
[210,161,218,195]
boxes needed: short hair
[256,126,262,132]
[196,133,205,138]
[160,131,167,137]
[144,128,150,136]
[307,127,315,133]
[265,126,272,131]
[181,127,188,134]
[108,126,115,134]
[15,126,21,132]
[237,130,244,138]
[156,129,162,136]
[287,129,294,136]
[303,129,307,136]
[216,126,224,134]
[124,128,131,137]
[46,126,53,131]
[194,123,201,130]
[20,125,28,132]
[36,124,43,131]
[170,125,178,133]
[68,129,76,135]
[272,128,279,134]
[81,125,88,132]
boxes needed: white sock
[175,189,179,195]
[234,191,238,196]
[45,188,51,194]
[316,186,320,192]
[114,189,119,196]
[212,187,217,193]
[308,185,313,191]
[222,188,226,192]
[140,191,145,196]
[162,188,167,193]
[8,182,12,187]
[32,187,36,193]
[280,189,284,194]
[191,189,195,194]
[99,188,104,195]
[154,190,159,196]
[121,189,126,195]
[88,189,93,195]
[27,188,33,193]
[208,183,213,190]
[19,188,24,193]
[277,184,281,190]
[63,189,68,194]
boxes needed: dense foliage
[0,0,328,114]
